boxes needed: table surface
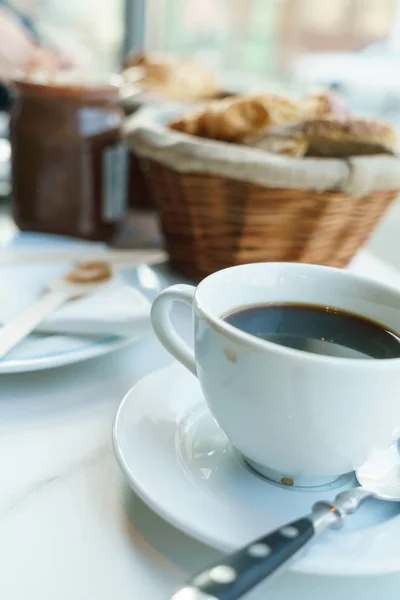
[2,231,400,600]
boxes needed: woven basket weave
[146,160,397,280]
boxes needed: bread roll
[304,118,397,157]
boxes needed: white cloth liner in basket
[124,104,400,196]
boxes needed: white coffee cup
[151,262,400,487]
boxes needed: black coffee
[223,303,400,359]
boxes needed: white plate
[0,334,133,374]
[113,363,400,576]
[0,262,147,374]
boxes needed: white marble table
[2,234,400,600]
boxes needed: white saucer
[113,363,400,576]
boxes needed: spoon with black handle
[171,443,400,600]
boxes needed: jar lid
[13,69,122,102]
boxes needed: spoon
[0,261,114,359]
[171,442,400,600]
[123,263,164,302]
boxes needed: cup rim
[194,261,400,368]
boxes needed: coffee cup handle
[151,284,197,376]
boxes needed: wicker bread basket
[125,106,400,280]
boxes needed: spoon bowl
[356,441,400,502]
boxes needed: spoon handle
[171,516,317,600]
[0,291,69,358]
[171,488,370,600]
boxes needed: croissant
[301,90,351,121]
[123,51,220,101]
[169,90,350,142]
[241,128,308,158]
[170,94,303,141]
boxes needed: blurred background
[2,0,400,265]
[4,0,400,125]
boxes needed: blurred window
[144,0,400,123]
[9,0,124,72]
[300,0,350,32]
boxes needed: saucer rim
[0,334,134,373]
